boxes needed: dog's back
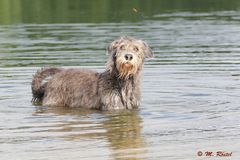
[32,68,101,108]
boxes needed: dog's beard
[117,62,137,80]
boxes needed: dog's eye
[133,46,139,51]
[120,45,125,50]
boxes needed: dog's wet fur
[32,36,153,110]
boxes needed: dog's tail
[31,67,63,104]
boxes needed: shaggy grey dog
[32,36,153,110]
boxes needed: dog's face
[107,36,153,79]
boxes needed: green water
[0,0,240,160]
[1,0,240,24]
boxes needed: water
[1,0,240,159]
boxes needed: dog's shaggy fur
[31,36,153,110]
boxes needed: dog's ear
[142,41,154,58]
[106,38,120,55]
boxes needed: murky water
[1,1,240,159]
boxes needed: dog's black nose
[124,54,133,61]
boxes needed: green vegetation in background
[0,0,240,24]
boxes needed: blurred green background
[1,0,240,24]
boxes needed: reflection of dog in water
[32,36,153,110]
[34,107,146,158]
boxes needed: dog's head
[106,36,153,79]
